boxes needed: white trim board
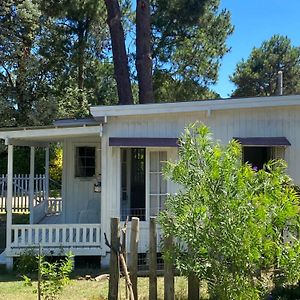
[0,126,101,142]
[91,95,300,118]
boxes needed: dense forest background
[0,0,233,127]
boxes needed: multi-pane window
[120,148,146,221]
[149,151,167,216]
[75,147,96,177]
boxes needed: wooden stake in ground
[164,235,174,300]
[121,218,129,299]
[108,217,120,300]
[38,244,42,300]
[149,217,157,300]
[119,253,135,300]
[129,217,139,300]
[188,272,200,300]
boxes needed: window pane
[159,152,167,170]
[78,147,85,156]
[86,157,95,167]
[159,195,167,211]
[150,173,159,194]
[149,151,168,217]
[150,152,159,172]
[150,195,159,216]
[85,147,95,156]
[85,167,95,177]
[75,146,96,177]
[160,176,167,194]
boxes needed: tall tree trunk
[136,0,154,104]
[16,44,31,125]
[77,21,85,92]
[104,0,133,105]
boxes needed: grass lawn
[0,275,192,300]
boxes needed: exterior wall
[62,136,101,224]
[100,105,300,254]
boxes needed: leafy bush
[23,252,73,300]
[15,249,38,275]
[49,146,63,185]
[271,283,300,299]
[159,123,300,299]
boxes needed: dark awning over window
[234,137,291,147]
[109,137,178,147]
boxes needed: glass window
[243,147,271,171]
[149,151,167,216]
[75,147,96,177]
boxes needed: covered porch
[0,119,104,265]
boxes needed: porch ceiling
[0,125,101,145]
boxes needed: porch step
[0,249,7,265]
[38,213,63,224]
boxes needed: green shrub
[23,252,73,300]
[15,249,38,275]
[159,123,300,299]
[271,283,300,299]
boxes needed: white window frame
[145,148,175,221]
[73,143,101,180]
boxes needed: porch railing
[47,198,63,214]
[10,224,101,248]
[0,174,46,213]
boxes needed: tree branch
[2,65,14,88]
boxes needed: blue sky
[213,0,300,98]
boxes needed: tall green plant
[23,252,73,300]
[159,123,300,299]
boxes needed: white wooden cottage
[0,94,300,268]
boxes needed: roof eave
[90,95,300,118]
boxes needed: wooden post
[37,244,42,300]
[29,146,35,224]
[149,217,157,300]
[130,217,139,300]
[121,219,128,299]
[188,272,200,300]
[45,147,49,204]
[6,144,13,255]
[108,217,120,300]
[119,253,135,300]
[164,235,174,300]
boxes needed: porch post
[45,147,49,203]
[29,146,35,224]
[6,145,13,254]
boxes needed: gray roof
[53,117,98,127]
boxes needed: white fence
[0,174,46,213]
[10,224,101,249]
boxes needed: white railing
[47,198,63,214]
[0,174,46,213]
[10,224,101,248]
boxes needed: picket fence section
[0,174,46,213]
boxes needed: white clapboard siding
[62,138,101,224]
[100,105,300,253]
